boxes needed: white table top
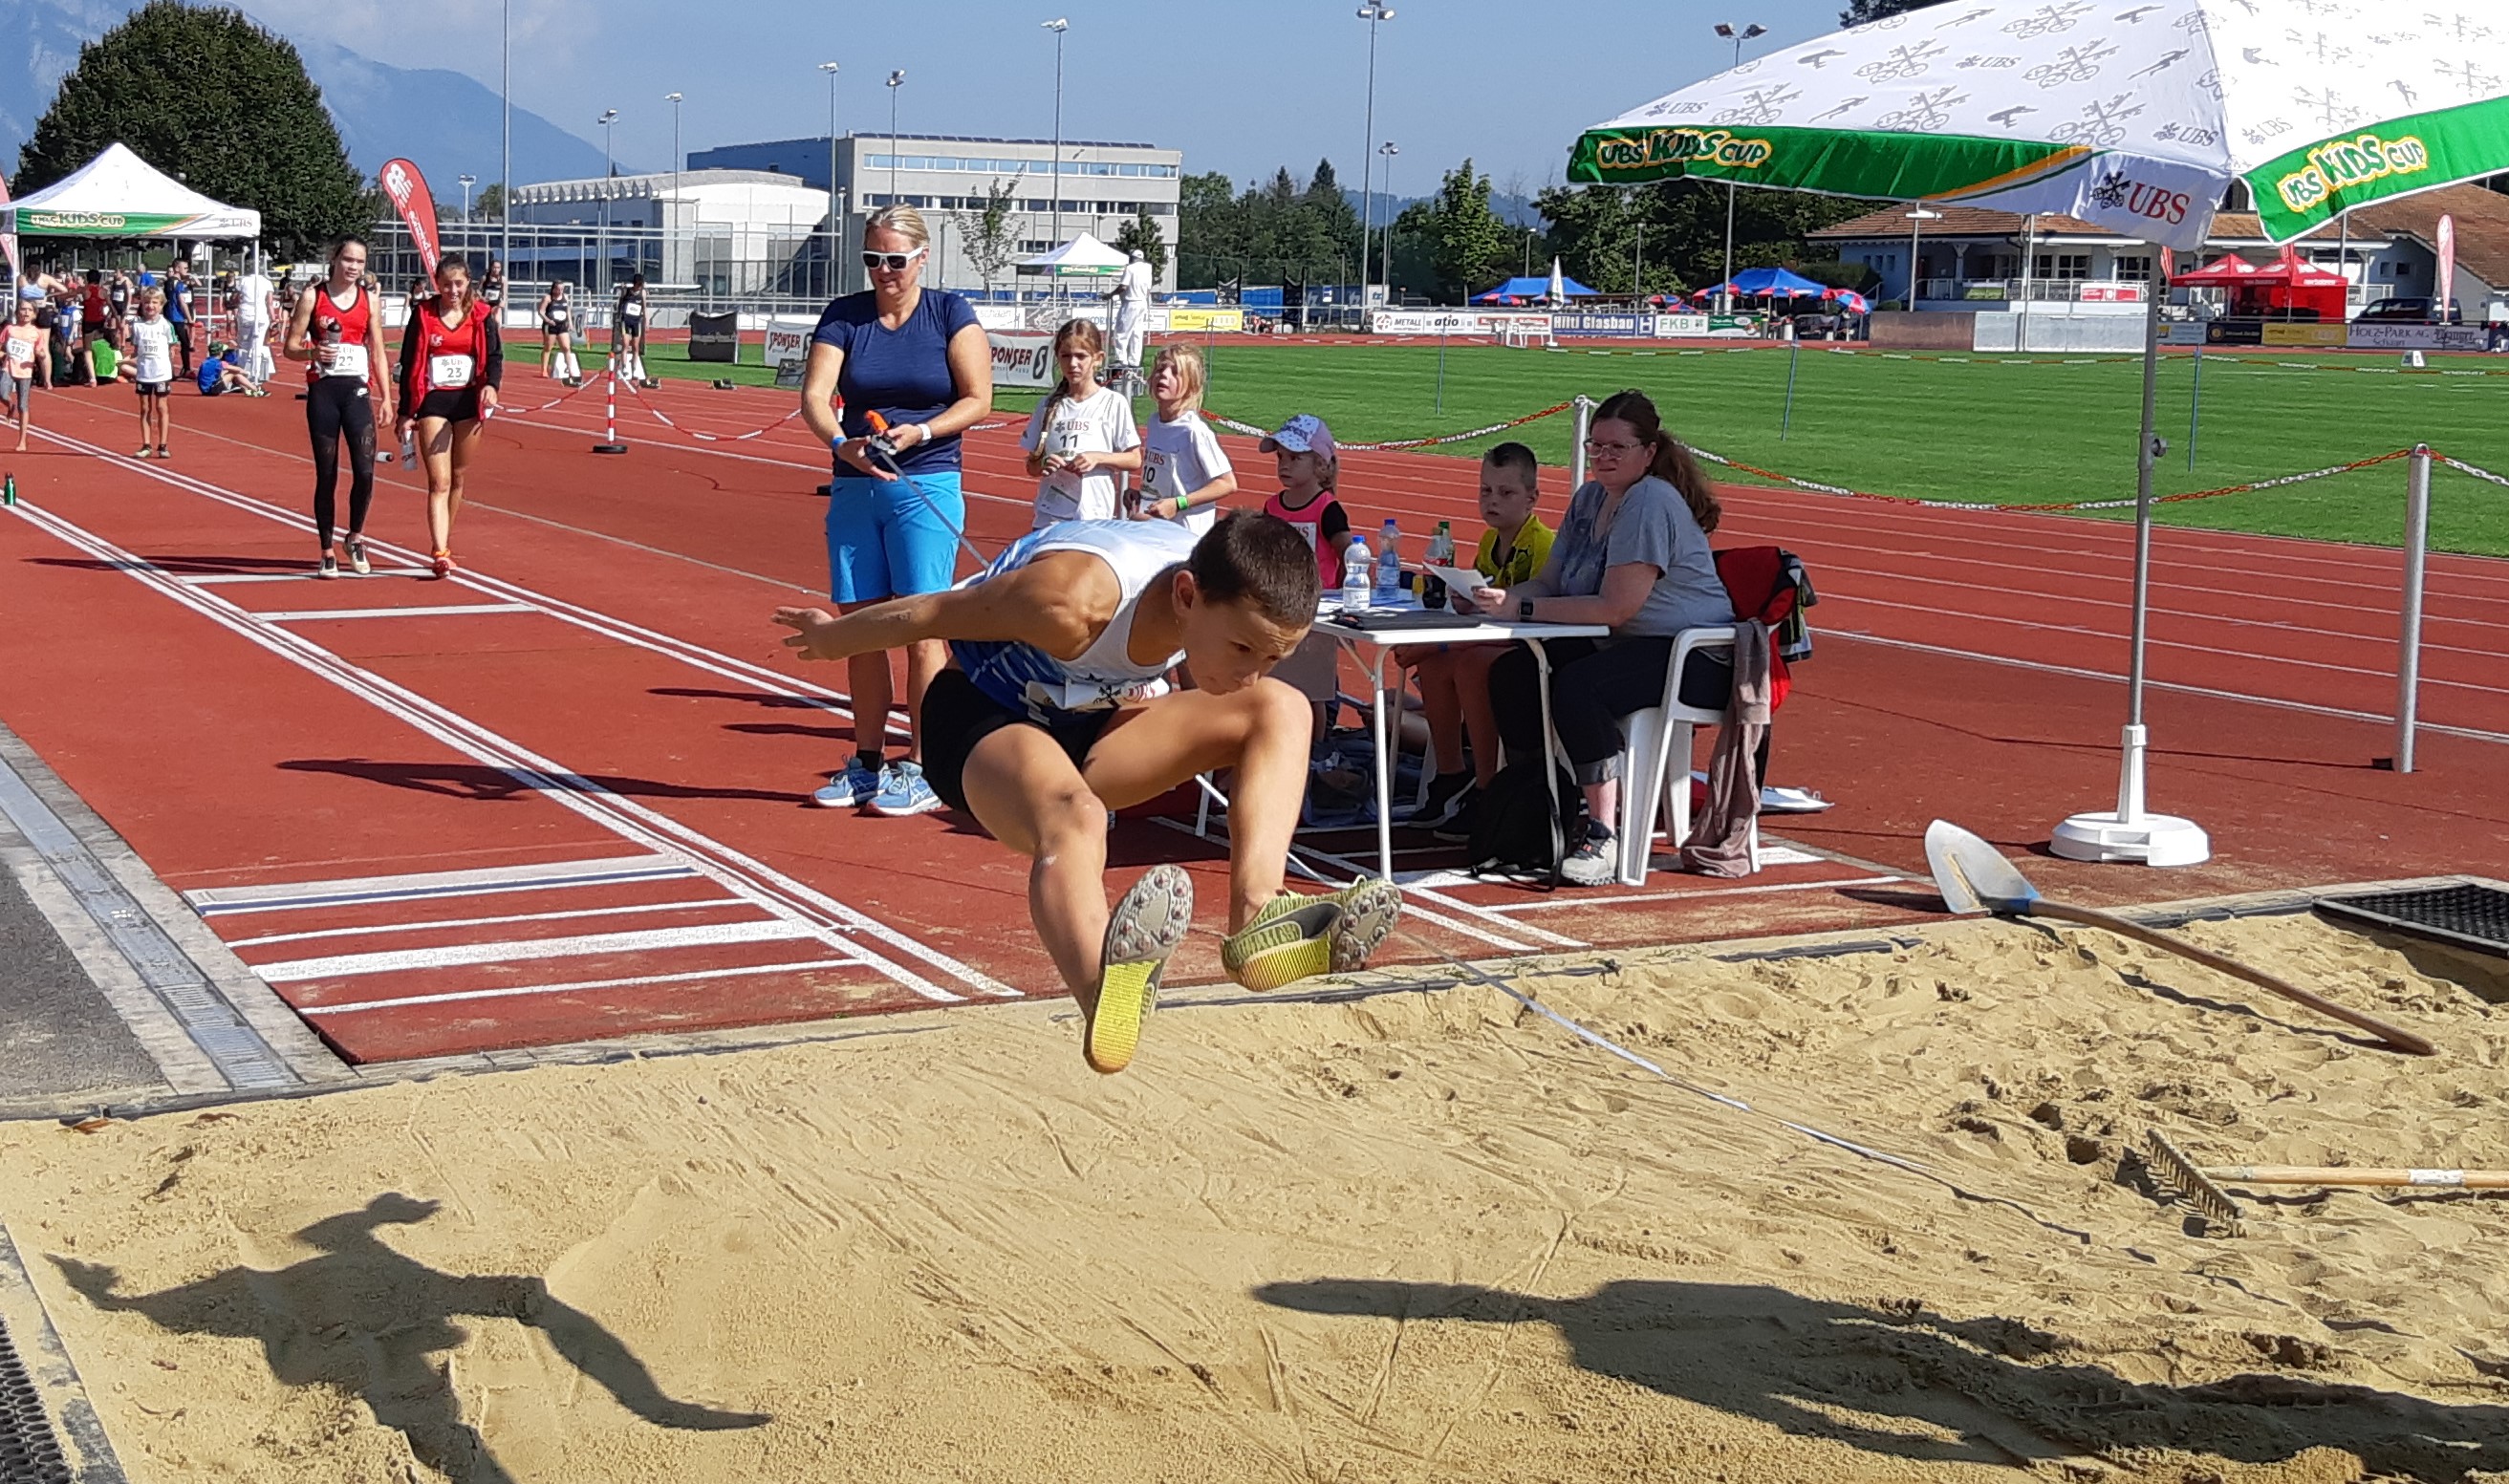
[1312,610,1612,648]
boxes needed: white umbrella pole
[2052,265,2208,867]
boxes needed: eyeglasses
[861,247,929,272]
[1583,439,1645,456]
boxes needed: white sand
[4,911,2506,1482]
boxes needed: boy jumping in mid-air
[775,512,1399,1074]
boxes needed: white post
[1570,395,1594,489]
[2394,443,2432,773]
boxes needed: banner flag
[379,158,443,275]
[2437,214,2456,320]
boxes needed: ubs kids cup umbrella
[1570,0,2509,866]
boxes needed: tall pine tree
[16,2,367,254]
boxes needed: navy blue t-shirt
[811,287,979,474]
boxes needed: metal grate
[0,1318,72,1484]
[2315,884,2509,958]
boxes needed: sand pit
[3,908,2507,1482]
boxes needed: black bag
[1466,759,1583,880]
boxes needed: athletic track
[2,368,2500,1064]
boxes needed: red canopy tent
[2172,247,2346,320]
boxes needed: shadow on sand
[1256,1278,2509,1480]
[54,1194,767,1482]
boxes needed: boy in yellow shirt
[1413,441,1553,836]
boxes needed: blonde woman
[796,204,993,818]
[1137,342,1235,534]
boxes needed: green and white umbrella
[1571,0,2509,867]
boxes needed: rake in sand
[2145,1129,2508,1237]
[1922,820,2435,1057]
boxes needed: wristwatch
[1518,596,1536,621]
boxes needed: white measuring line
[11,476,1002,1003]
[226,896,753,948]
[1479,874,1905,914]
[177,568,435,584]
[1144,816,1554,955]
[305,957,870,1016]
[254,603,539,622]
[253,919,831,982]
[32,430,1005,996]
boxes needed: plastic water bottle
[1374,518,1403,603]
[1340,533,1373,612]
[399,427,417,468]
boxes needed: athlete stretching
[774,513,1399,1074]
[285,238,395,578]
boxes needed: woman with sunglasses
[797,204,992,818]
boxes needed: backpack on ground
[1466,759,1583,881]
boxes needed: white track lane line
[305,958,869,1016]
[254,919,826,982]
[189,854,697,914]
[12,469,1000,1001]
[1481,875,1906,914]
[1827,628,2509,747]
[226,896,754,948]
[256,603,539,621]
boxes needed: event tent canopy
[1697,266,1828,300]
[1015,232,1127,277]
[1474,273,1596,302]
[5,142,260,238]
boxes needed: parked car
[2356,296,2463,324]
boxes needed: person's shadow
[54,1194,768,1482]
[1255,1279,2509,1480]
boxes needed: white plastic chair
[1615,626,1758,887]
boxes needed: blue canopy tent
[1473,274,1595,303]
[1696,266,1829,301]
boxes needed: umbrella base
[2049,810,2211,867]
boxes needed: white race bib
[429,354,476,388]
[323,342,369,380]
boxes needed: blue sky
[236,0,1859,193]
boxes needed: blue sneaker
[868,759,944,817]
[811,756,881,809]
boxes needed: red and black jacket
[397,295,505,406]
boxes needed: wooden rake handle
[2027,899,2437,1057]
[2201,1167,2509,1190]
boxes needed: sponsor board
[764,315,817,386]
[1963,284,2009,301]
[1369,309,1549,336]
[686,310,740,363]
[2076,281,2147,304]
[2261,322,2347,348]
[2346,322,2489,353]
[987,330,1057,389]
[1552,312,1656,338]
[1163,307,1244,333]
[1655,313,1710,336]
[2202,320,2263,345]
[2161,321,2209,346]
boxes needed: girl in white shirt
[1020,318,1139,529]
[1137,342,1236,536]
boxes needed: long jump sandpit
[3,903,2505,1483]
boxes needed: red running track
[2,373,2501,1065]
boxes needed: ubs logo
[2088,169,2190,225]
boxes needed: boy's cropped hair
[1483,441,1539,481]
[1190,512,1321,628]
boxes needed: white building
[506,168,833,298]
[689,132,1182,299]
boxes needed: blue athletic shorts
[824,470,963,604]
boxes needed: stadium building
[1812,182,2509,348]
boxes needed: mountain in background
[0,0,612,201]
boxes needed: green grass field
[620,338,2509,556]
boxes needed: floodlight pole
[500,0,510,309]
[1905,207,1942,308]
[1378,141,1399,294]
[1356,5,1395,307]
[666,92,682,285]
[1712,22,1765,311]
[597,109,618,298]
[1044,20,1069,253]
[886,72,906,201]
[820,62,841,299]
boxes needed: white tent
[1014,231,1127,278]
[6,142,260,240]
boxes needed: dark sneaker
[1412,770,1474,828]
[1430,786,1482,844]
[1560,824,1619,888]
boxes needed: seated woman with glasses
[1463,388,1736,887]
[797,203,995,819]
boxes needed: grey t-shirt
[1536,475,1734,638]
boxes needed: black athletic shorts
[134,379,170,398]
[919,667,1115,814]
[414,387,483,422]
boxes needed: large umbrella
[1548,256,1568,305]
[1571,0,2509,867]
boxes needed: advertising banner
[1551,312,1655,337]
[987,330,1057,389]
[2203,319,2264,345]
[686,311,740,363]
[2260,322,2347,348]
[1654,313,1711,336]
[2347,322,2488,353]
[1163,307,1244,333]
[765,315,816,388]
[2437,213,2457,319]
[379,158,443,275]
[2077,282,2148,304]
[2161,321,2210,346]
[1369,309,1548,336]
